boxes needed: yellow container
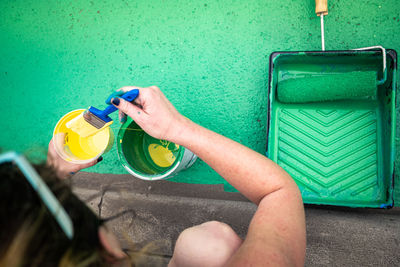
[53,109,114,164]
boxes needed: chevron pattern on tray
[275,107,384,205]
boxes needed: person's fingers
[116,86,145,107]
[112,97,146,123]
[105,90,124,105]
[79,156,103,169]
[52,133,66,153]
[118,110,127,123]
[132,100,143,109]
[106,86,143,105]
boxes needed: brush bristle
[83,110,106,129]
[66,111,112,138]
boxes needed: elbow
[257,172,303,206]
[276,167,303,202]
[283,174,303,204]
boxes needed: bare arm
[171,119,295,204]
[113,86,306,266]
[173,119,306,266]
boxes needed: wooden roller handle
[315,0,328,16]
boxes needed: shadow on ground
[72,172,400,266]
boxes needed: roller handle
[315,0,328,16]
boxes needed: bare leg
[169,221,243,267]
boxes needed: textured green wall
[0,1,399,197]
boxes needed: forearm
[112,86,298,204]
[170,118,296,204]
[113,86,306,265]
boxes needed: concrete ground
[72,172,400,267]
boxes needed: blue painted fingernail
[106,91,124,104]
[97,156,103,163]
[112,97,120,106]
[69,172,76,175]
[120,116,127,123]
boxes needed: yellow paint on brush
[54,110,111,161]
[148,143,179,167]
[66,112,113,138]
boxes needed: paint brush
[66,89,139,138]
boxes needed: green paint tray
[267,49,397,208]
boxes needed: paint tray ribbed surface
[267,50,397,208]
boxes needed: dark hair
[0,162,105,266]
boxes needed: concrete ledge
[72,172,400,266]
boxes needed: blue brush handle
[105,89,139,104]
[88,89,139,123]
[102,89,139,116]
[101,104,118,116]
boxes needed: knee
[183,221,242,252]
[198,221,241,241]
[169,221,242,267]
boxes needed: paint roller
[277,71,378,103]
[277,0,378,103]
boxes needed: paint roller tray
[266,50,397,208]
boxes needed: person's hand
[47,136,103,179]
[111,86,187,141]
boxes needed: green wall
[1,1,399,198]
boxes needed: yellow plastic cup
[53,109,114,164]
